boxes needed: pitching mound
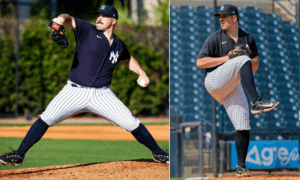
[0,159,169,180]
[207,175,299,180]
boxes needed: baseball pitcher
[197,4,279,176]
[0,5,169,167]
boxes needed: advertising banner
[230,141,299,169]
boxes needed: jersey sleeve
[198,36,216,58]
[73,17,93,44]
[249,35,259,58]
[119,41,131,61]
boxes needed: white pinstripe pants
[40,80,140,131]
[204,55,251,130]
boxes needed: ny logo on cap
[101,5,106,10]
[220,6,224,10]
[232,11,235,14]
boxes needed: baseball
[139,79,146,87]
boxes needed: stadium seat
[182,57,197,66]
[269,50,286,58]
[267,28,282,35]
[170,72,182,81]
[182,64,198,73]
[196,6,212,12]
[181,26,198,34]
[181,43,199,52]
[247,12,264,22]
[287,50,299,58]
[170,26,181,36]
[249,19,265,29]
[251,135,265,141]
[183,113,204,122]
[246,6,263,13]
[170,96,184,107]
[181,35,198,42]
[196,10,213,18]
[183,104,202,113]
[268,43,285,51]
[170,7,179,18]
[170,18,181,27]
[248,28,266,37]
[170,86,184,95]
[197,19,214,27]
[236,6,245,13]
[238,12,247,20]
[183,88,204,97]
[266,13,281,21]
[283,35,299,43]
[286,43,299,50]
[170,34,181,43]
[281,21,298,28]
[179,6,196,18]
[182,81,200,90]
[182,72,200,80]
[282,27,299,35]
[283,111,298,122]
[267,35,283,43]
[170,54,183,64]
[281,103,298,113]
[170,66,183,76]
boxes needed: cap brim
[92,11,114,18]
[92,10,118,19]
[92,10,108,16]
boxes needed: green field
[0,137,169,170]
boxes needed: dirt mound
[0,160,169,180]
[208,175,299,180]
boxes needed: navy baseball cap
[93,5,118,19]
[214,4,239,17]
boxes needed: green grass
[170,178,185,180]
[0,137,169,170]
[0,122,169,127]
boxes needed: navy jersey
[69,17,131,87]
[198,28,259,74]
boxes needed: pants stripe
[41,80,140,131]
[205,56,251,130]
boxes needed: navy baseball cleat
[0,147,24,167]
[153,150,169,163]
[250,97,280,115]
[236,164,252,177]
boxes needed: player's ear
[233,15,238,22]
[112,18,117,26]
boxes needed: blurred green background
[0,0,169,117]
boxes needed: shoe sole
[251,102,280,115]
[0,159,8,165]
[11,162,23,167]
[152,157,169,164]
[0,159,22,167]
[236,172,252,177]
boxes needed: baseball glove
[48,20,69,48]
[228,43,252,59]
